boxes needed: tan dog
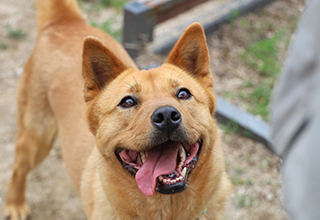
[4,0,232,219]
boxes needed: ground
[0,0,306,219]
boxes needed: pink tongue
[135,142,180,197]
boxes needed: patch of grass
[220,119,253,137]
[231,174,245,185]
[100,0,127,8]
[238,90,244,99]
[236,167,245,174]
[240,18,249,28]
[228,10,241,26]
[232,175,255,186]
[220,119,239,134]
[245,178,255,186]
[276,182,282,188]
[265,179,273,185]
[90,17,122,42]
[242,31,284,76]
[232,167,246,185]
[234,194,255,208]
[243,127,253,138]
[243,78,253,87]
[240,30,285,121]
[247,82,271,118]
[5,24,27,39]
[260,155,271,169]
[223,91,235,99]
[13,10,21,16]
[78,0,127,10]
[0,38,7,50]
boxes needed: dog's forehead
[121,64,191,92]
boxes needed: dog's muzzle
[115,106,202,197]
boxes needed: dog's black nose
[151,106,181,134]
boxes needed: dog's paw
[4,203,30,220]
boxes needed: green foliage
[5,24,27,39]
[91,17,122,42]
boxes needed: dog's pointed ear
[167,23,213,89]
[82,36,128,102]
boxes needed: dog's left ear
[167,23,213,89]
[82,36,128,102]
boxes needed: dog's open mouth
[115,139,202,197]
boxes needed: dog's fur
[4,0,232,219]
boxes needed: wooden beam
[122,0,209,58]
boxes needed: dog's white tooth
[140,152,146,164]
[179,146,186,163]
[163,179,168,184]
[181,167,187,178]
[177,161,183,171]
[172,179,176,184]
[158,175,163,181]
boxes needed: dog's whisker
[85,155,106,170]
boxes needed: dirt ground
[0,0,306,219]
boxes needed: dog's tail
[35,0,84,31]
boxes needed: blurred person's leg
[271,0,320,219]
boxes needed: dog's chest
[133,205,206,220]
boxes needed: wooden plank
[135,0,209,24]
[152,0,276,55]
[148,0,209,24]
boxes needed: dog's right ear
[82,36,127,102]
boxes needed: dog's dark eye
[177,88,192,100]
[119,96,137,108]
